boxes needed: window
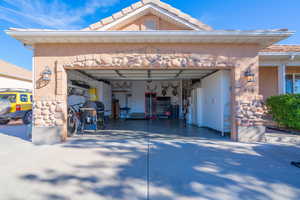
[144,19,157,30]
[0,94,16,103]
[286,74,293,94]
[30,95,33,102]
[286,73,300,94]
[20,94,28,102]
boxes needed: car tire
[0,119,9,125]
[23,111,32,124]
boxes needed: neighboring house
[0,59,32,89]
[5,0,300,144]
[259,45,300,100]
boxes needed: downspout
[220,71,225,136]
[32,48,35,96]
[180,80,183,118]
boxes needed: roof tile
[142,0,159,4]
[90,22,103,29]
[168,6,181,15]
[113,11,124,20]
[101,16,114,25]
[261,45,300,53]
[122,6,133,14]
[131,2,143,9]
[158,1,171,10]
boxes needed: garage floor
[0,122,300,200]
[90,119,226,140]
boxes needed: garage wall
[130,81,146,113]
[201,70,231,132]
[112,80,182,114]
[0,76,32,89]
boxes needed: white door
[196,88,203,127]
[192,89,198,125]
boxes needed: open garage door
[66,68,231,137]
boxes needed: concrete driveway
[0,120,300,200]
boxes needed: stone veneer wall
[236,95,266,127]
[33,100,65,127]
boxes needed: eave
[5,29,294,49]
[259,52,300,66]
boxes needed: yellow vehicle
[0,89,32,125]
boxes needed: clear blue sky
[0,0,299,71]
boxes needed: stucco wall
[33,42,258,101]
[0,76,32,89]
[33,42,264,142]
[259,67,278,100]
[286,66,300,74]
[115,14,191,31]
[259,66,300,100]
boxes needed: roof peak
[85,0,212,31]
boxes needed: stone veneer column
[32,62,68,145]
[231,56,266,142]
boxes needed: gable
[115,14,192,31]
[85,0,212,31]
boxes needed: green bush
[266,94,300,130]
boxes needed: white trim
[278,64,286,94]
[32,53,35,94]
[259,62,300,67]
[285,72,297,75]
[5,29,293,48]
[259,63,279,67]
[98,4,201,31]
[6,29,293,36]
[220,71,224,136]
[259,52,300,56]
[180,80,183,118]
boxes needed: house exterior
[0,59,32,89]
[5,0,299,144]
[259,45,300,99]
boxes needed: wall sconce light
[244,69,255,82]
[41,66,52,81]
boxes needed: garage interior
[66,69,232,137]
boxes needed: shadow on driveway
[16,128,300,200]
[0,123,30,141]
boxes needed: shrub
[266,94,300,130]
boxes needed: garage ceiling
[80,69,218,81]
